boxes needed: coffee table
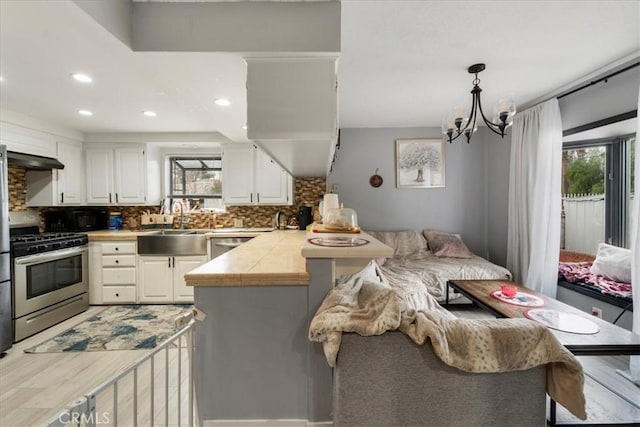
[446,279,640,426]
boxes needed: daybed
[367,229,511,302]
[558,246,633,330]
[309,262,587,426]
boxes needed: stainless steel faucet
[177,200,189,229]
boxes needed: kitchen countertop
[84,228,274,241]
[185,230,309,287]
[301,230,393,259]
[85,230,150,241]
[184,229,393,287]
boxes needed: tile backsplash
[118,177,327,230]
[8,170,326,230]
[8,165,28,211]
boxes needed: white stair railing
[47,319,196,427]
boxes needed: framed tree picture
[395,138,445,188]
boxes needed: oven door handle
[14,246,88,265]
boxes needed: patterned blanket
[309,262,587,420]
[559,261,632,300]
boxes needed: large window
[561,135,634,254]
[168,156,224,211]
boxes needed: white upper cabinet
[221,145,255,205]
[246,58,337,141]
[86,148,115,204]
[222,145,292,206]
[55,141,84,204]
[26,139,85,206]
[255,148,289,205]
[86,146,146,205]
[114,148,146,204]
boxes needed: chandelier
[441,63,516,143]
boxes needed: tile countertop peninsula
[188,229,394,424]
[186,230,309,286]
[184,230,394,287]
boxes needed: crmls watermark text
[58,412,110,425]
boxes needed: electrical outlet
[591,307,603,318]
[233,218,244,228]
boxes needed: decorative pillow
[366,230,427,256]
[590,243,631,283]
[422,229,473,258]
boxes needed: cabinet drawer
[102,242,136,255]
[102,286,136,303]
[102,255,136,267]
[103,267,136,285]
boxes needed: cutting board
[312,224,361,234]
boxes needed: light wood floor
[449,305,640,425]
[0,306,193,427]
[2,304,638,426]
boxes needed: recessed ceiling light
[72,73,93,83]
[78,109,93,116]
[0,76,4,82]
[242,125,248,130]
[143,110,157,117]
[214,98,231,107]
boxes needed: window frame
[563,133,634,248]
[167,155,223,200]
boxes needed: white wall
[327,127,500,258]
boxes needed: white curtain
[629,85,640,381]
[506,98,563,297]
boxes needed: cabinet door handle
[115,259,119,264]
[115,193,119,203]
[60,192,64,204]
[172,256,175,268]
[257,193,260,203]
[115,247,119,251]
[250,193,253,203]
[115,293,120,297]
[168,257,171,268]
[109,193,112,203]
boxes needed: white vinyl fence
[561,193,636,254]
[562,194,605,255]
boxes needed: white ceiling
[1,1,639,175]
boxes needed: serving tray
[308,237,369,247]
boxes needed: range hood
[7,151,64,169]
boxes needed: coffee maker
[296,205,313,230]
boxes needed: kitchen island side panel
[194,285,309,421]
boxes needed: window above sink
[168,156,225,212]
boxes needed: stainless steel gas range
[10,225,89,341]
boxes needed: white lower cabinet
[90,241,206,304]
[138,255,206,303]
[89,241,138,305]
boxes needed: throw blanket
[379,252,512,301]
[309,263,587,420]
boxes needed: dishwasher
[209,237,253,259]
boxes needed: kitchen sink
[210,227,274,233]
[138,231,208,255]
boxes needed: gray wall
[327,127,493,257]
[486,131,512,266]
[559,65,639,130]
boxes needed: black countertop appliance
[297,205,313,230]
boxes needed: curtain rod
[557,62,639,100]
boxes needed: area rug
[24,305,193,353]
